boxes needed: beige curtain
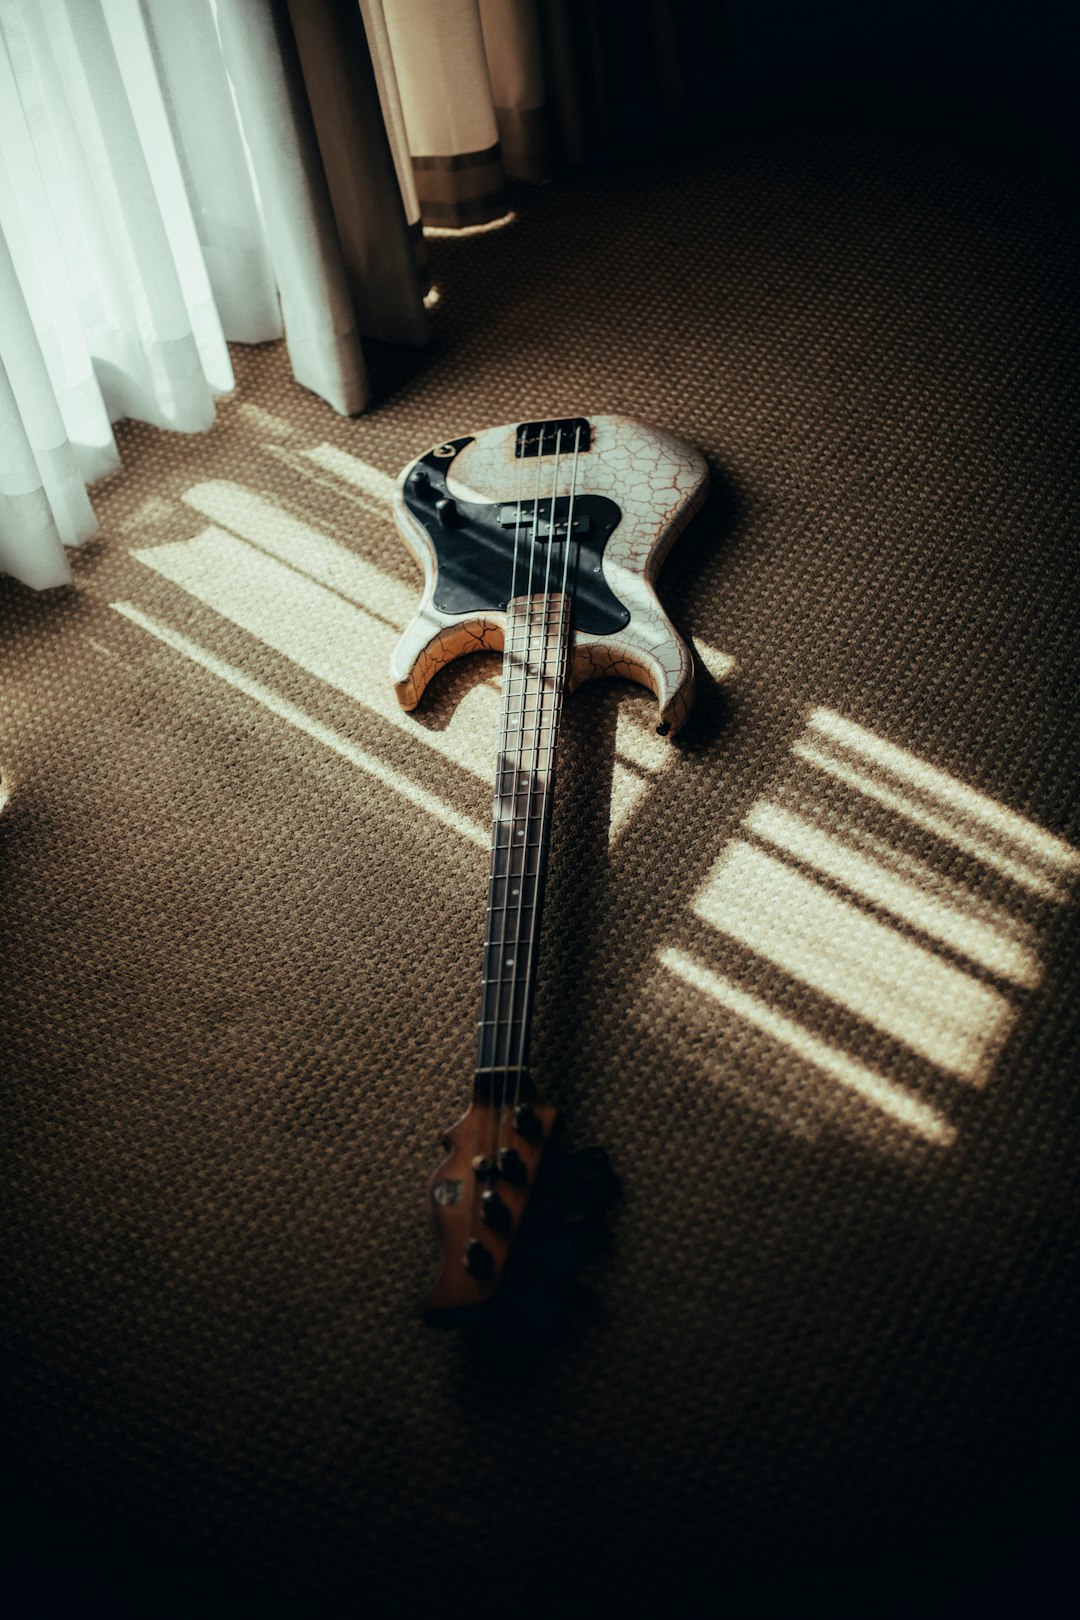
[479,0,550,183]
[369,0,688,227]
[286,0,428,342]
[379,0,508,228]
[358,0,427,275]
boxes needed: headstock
[424,1095,558,1321]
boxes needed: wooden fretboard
[474,592,572,1099]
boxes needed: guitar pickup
[497,505,592,539]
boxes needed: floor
[1,98,1077,1613]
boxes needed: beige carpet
[2,103,1078,1613]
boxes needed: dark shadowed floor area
[2,93,1078,1615]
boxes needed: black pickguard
[402,437,630,635]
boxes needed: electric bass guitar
[392,415,708,1318]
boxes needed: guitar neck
[475,592,572,1102]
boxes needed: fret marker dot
[505,957,514,967]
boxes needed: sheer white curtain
[0,0,371,590]
[1,0,678,591]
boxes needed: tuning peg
[464,1238,494,1279]
[498,1146,526,1186]
[513,1104,542,1142]
[481,1189,511,1233]
[471,1154,498,1182]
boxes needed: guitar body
[391,414,709,733]
[393,415,707,1318]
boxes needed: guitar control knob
[513,1104,542,1142]
[435,497,458,524]
[464,1238,494,1279]
[471,1154,498,1182]
[498,1147,527,1186]
[412,469,430,493]
[481,1190,511,1233]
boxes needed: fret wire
[493,796,554,809]
[477,428,584,1083]
[512,427,579,1091]
[503,439,565,1088]
[481,455,527,1084]
[496,457,547,1080]
[476,577,571,1081]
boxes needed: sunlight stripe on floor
[110,602,487,848]
[659,946,955,1145]
[134,527,499,780]
[744,800,1042,987]
[182,481,415,624]
[139,512,668,840]
[694,840,1015,1082]
[807,708,1079,880]
[302,444,398,505]
[793,740,1068,902]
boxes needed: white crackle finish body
[390,415,709,732]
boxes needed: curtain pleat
[103,0,234,398]
[140,0,283,346]
[644,0,688,120]
[7,0,222,431]
[0,357,75,589]
[286,0,428,346]
[0,227,89,588]
[383,0,508,229]
[478,0,550,183]
[0,19,118,488]
[358,0,427,279]
[538,0,689,168]
[213,0,370,416]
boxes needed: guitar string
[513,422,581,1110]
[482,434,529,1177]
[506,434,559,1122]
[488,433,547,1159]
[500,428,561,1125]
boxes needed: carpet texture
[2,100,1078,1614]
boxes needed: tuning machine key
[464,1238,494,1279]
[497,1147,526,1186]
[513,1104,543,1142]
[481,1190,511,1233]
